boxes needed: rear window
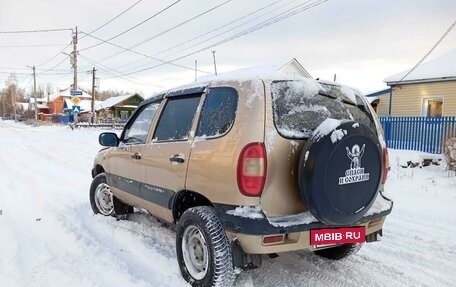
[196,87,238,138]
[271,80,374,139]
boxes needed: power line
[37,2,144,69]
[0,43,67,48]
[38,55,70,75]
[107,0,306,74]
[78,53,164,88]
[36,41,72,67]
[80,0,144,39]
[87,0,284,72]
[80,31,212,74]
[0,28,72,34]
[155,0,290,57]
[92,0,233,64]
[165,0,314,59]
[394,19,456,84]
[107,0,327,78]
[79,0,182,52]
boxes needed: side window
[123,102,160,144]
[196,87,238,137]
[154,95,201,141]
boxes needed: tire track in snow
[2,121,456,287]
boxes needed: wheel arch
[172,190,214,223]
[92,164,105,178]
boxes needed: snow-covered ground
[0,120,455,287]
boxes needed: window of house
[154,95,201,141]
[123,102,160,145]
[196,87,238,138]
[422,97,443,117]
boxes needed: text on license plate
[310,227,365,245]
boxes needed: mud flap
[113,197,131,220]
[365,229,382,243]
[231,239,262,270]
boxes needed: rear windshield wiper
[318,91,374,123]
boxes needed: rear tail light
[237,143,267,197]
[381,148,389,184]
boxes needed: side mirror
[99,132,119,147]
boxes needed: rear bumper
[215,194,392,254]
[215,193,393,235]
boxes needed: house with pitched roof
[95,93,144,122]
[367,50,456,116]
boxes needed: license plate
[310,227,365,245]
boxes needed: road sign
[71,96,81,105]
[72,105,81,114]
[70,89,83,96]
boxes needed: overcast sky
[0,0,455,97]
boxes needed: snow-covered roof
[37,104,49,109]
[48,89,92,102]
[385,50,456,84]
[95,94,143,111]
[29,97,48,104]
[198,58,312,82]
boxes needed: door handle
[169,154,185,164]
[131,152,142,160]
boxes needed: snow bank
[1,121,456,287]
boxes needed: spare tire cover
[298,121,382,226]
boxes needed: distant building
[273,58,312,78]
[199,57,312,81]
[47,89,93,115]
[365,88,390,116]
[29,97,50,114]
[95,94,144,122]
[375,50,456,116]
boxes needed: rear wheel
[314,244,362,260]
[176,206,235,287]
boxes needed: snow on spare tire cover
[298,120,382,226]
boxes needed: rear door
[139,88,203,221]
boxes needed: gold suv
[90,77,393,287]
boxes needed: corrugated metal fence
[379,116,456,154]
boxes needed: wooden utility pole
[72,27,78,90]
[212,50,217,75]
[72,26,78,124]
[91,67,96,124]
[2,90,5,118]
[32,66,37,120]
[12,84,16,120]
[194,59,197,82]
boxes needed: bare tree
[4,74,25,119]
[46,82,53,96]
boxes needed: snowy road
[0,120,455,287]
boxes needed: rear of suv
[90,76,393,287]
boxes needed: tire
[176,206,235,287]
[314,244,362,260]
[298,121,383,225]
[89,173,133,216]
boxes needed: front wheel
[314,243,362,260]
[176,206,235,287]
[89,173,133,216]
